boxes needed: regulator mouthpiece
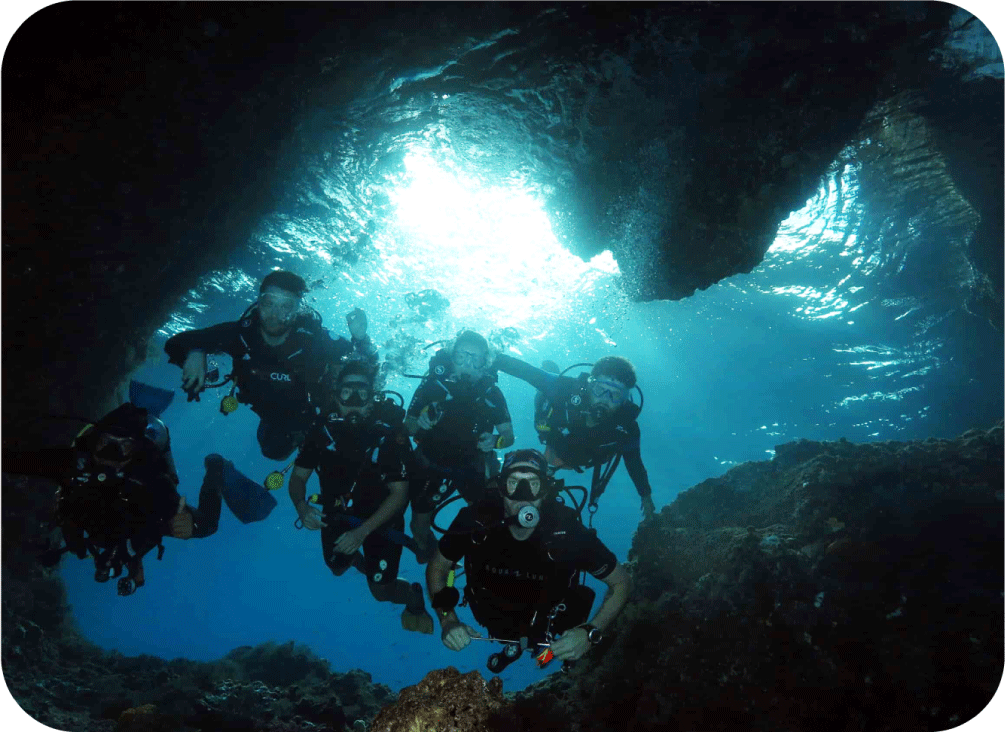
[514,505,540,529]
[264,471,285,491]
[220,395,239,415]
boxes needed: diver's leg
[321,518,360,576]
[363,534,406,600]
[364,532,434,634]
[256,417,299,461]
[188,454,225,539]
[408,477,439,563]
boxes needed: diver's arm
[351,334,378,366]
[427,547,459,626]
[405,381,438,435]
[289,465,313,513]
[356,480,408,538]
[165,319,244,365]
[164,321,241,366]
[588,563,632,631]
[289,465,326,530]
[162,448,180,486]
[493,353,558,393]
[622,439,652,500]
[493,421,515,450]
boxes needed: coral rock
[372,666,506,732]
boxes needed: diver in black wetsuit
[493,354,656,521]
[404,330,515,563]
[426,449,632,673]
[2,403,225,596]
[164,270,378,460]
[289,360,434,634]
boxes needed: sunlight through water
[385,149,620,328]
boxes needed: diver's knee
[368,579,392,602]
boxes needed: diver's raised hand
[296,503,327,530]
[346,308,368,340]
[441,619,479,652]
[181,350,208,400]
[171,496,194,539]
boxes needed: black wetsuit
[494,354,652,504]
[406,351,511,512]
[164,307,377,460]
[439,497,616,644]
[3,443,221,577]
[294,400,413,584]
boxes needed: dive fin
[401,583,434,634]
[401,607,435,634]
[129,380,175,417]
[220,459,278,523]
[541,360,560,374]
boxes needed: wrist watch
[579,623,603,644]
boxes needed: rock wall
[495,422,1003,730]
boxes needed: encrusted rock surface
[494,421,1003,730]
[372,666,506,732]
[3,636,393,732]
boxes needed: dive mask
[452,347,486,369]
[503,472,545,501]
[93,433,137,466]
[338,384,371,407]
[588,377,628,407]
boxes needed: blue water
[49,2,1003,695]
[59,183,1002,694]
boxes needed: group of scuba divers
[4,270,656,674]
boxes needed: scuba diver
[164,270,378,460]
[426,449,632,673]
[289,360,435,634]
[405,330,515,563]
[2,403,232,596]
[493,354,656,522]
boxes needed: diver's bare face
[258,288,301,338]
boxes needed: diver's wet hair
[453,330,489,355]
[591,356,637,389]
[335,359,376,388]
[260,270,307,298]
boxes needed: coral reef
[494,422,1003,730]
[3,636,393,731]
[372,666,507,732]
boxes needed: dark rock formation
[3,635,393,732]
[493,421,1003,730]
[2,2,1000,426]
[372,666,507,732]
[2,4,1001,730]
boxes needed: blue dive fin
[129,380,175,417]
[541,360,561,374]
[221,461,278,524]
